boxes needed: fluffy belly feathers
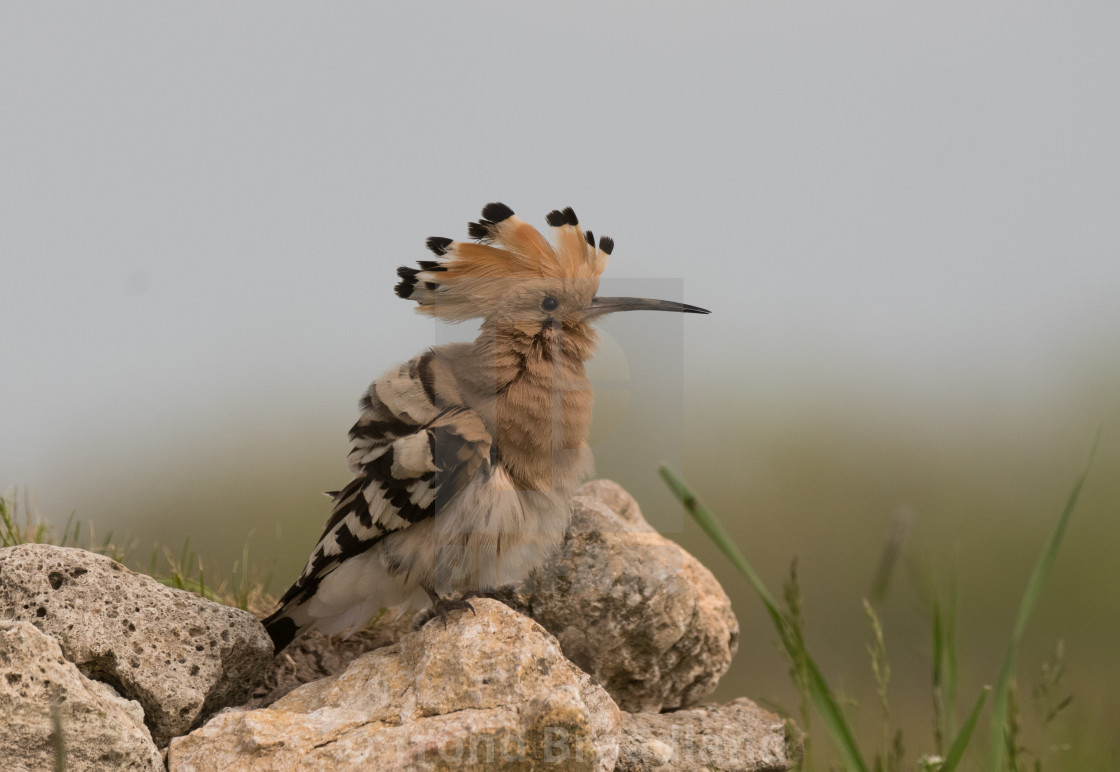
[307,449,591,636]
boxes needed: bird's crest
[395,203,615,321]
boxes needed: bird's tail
[261,549,410,654]
[261,603,312,654]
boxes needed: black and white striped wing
[263,355,491,650]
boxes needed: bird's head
[395,203,708,334]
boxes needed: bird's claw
[414,590,476,629]
[433,596,476,624]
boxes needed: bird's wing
[272,352,491,611]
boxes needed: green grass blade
[987,427,1101,770]
[659,465,781,611]
[932,595,946,754]
[660,464,868,772]
[945,560,959,739]
[0,496,15,547]
[940,686,990,771]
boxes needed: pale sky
[3,2,1118,545]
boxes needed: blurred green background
[3,3,1118,766]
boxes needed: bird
[262,202,709,653]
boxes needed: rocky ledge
[0,480,801,771]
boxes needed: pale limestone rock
[617,697,801,772]
[0,543,273,746]
[0,621,163,772]
[168,599,620,771]
[507,479,739,712]
[248,620,409,707]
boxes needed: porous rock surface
[168,599,620,772]
[505,479,739,713]
[248,619,410,708]
[0,620,163,772]
[617,697,800,772]
[0,543,273,746]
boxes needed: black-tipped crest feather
[480,202,514,222]
[426,236,453,255]
[467,221,492,240]
[395,266,419,298]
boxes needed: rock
[505,479,739,713]
[248,617,410,708]
[617,698,801,772]
[0,543,274,746]
[168,599,620,772]
[0,620,163,772]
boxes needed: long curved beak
[583,296,711,320]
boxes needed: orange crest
[395,203,615,321]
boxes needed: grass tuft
[1,489,49,547]
[1,490,275,612]
[660,465,869,772]
[986,427,1100,771]
[661,424,1098,772]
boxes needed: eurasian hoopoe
[263,203,708,653]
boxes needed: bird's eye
[541,296,559,312]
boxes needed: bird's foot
[433,596,476,622]
[414,590,476,630]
